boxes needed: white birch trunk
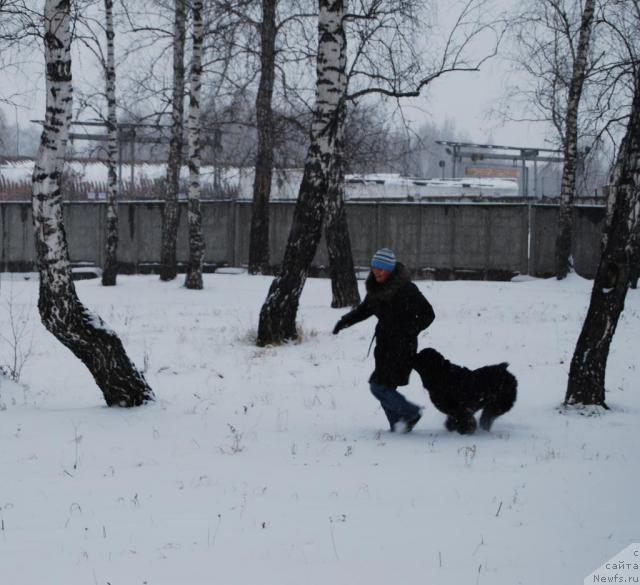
[102,0,119,286]
[554,0,596,279]
[257,0,347,345]
[32,0,154,407]
[184,0,205,290]
[324,95,360,308]
[565,64,640,406]
[160,0,186,281]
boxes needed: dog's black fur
[413,348,517,434]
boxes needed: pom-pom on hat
[371,247,397,271]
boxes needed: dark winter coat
[335,263,435,387]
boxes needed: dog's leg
[480,402,511,431]
[457,415,477,435]
[445,416,458,432]
[479,373,517,431]
[445,412,477,434]
[479,409,496,431]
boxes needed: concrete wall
[530,205,606,277]
[0,201,605,278]
[0,204,36,271]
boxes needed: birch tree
[102,0,119,286]
[565,60,640,407]
[257,0,348,345]
[257,0,502,344]
[160,0,187,281]
[629,225,639,289]
[554,0,597,279]
[32,0,154,406]
[230,0,316,276]
[185,0,205,289]
[248,0,277,275]
[219,0,356,290]
[326,0,502,309]
[324,96,360,308]
[72,1,125,285]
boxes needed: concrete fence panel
[233,201,251,266]
[0,200,606,278]
[118,203,138,269]
[530,205,557,276]
[419,205,455,268]
[377,203,422,268]
[486,205,529,273]
[346,203,378,266]
[0,203,35,271]
[452,205,489,269]
[64,203,103,265]
[134,203,164,264]
[573,206,606,275]
[269,202,296,267]
[202,200,236,265]
[530,205,605,277]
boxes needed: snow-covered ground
[0,272,638,584]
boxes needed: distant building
[436,140,570,198]
[344,174,519,200]
[0,156,597,203]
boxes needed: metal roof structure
[436,140,566,197]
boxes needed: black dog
[413,348,517,434]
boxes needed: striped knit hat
[371,248,397,271]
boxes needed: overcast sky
[1,0,553,152]
[413,61,551,149]
[406,0,553,149]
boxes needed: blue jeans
[369,382,421,430]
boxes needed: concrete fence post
[417,204,423,270]
[484,207,491,271]
[375,202,381,249]
[231,200,238,267]
[529,203,536,276]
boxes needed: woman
[333,248,435,432]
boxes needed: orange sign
[465,166,519,178]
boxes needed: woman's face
[372,267,392,283]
